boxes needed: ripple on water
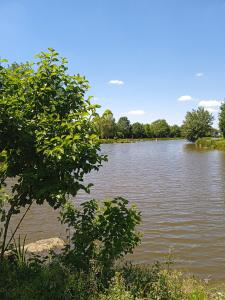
[11,140,225,281]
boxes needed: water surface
[12,140,225,281]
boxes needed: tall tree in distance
[182,107,213,142]
[219,102,225,137]
[151,119,170,138]
[94,109,183,139]
[99,109,116,139]
[144,124,153,138]
[131,122,145,138]
[116,116,131,138]
[170,125,181,138]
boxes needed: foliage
[131,122,145,138]
[121,263,217,300]
[0,49,106,259]
[149,269,184,299]
[182,107,213,142]
[0,260,98,300]
[95,109,183,139]
[144,124,153,138]
[60,197,141,274]
[219,102,225,137]
[0,186,13,260]
[100,137,181,144]
[170,124,181,138]
[11,235,28,267]
[0,257,224,300]
[116,117,131,138]
[0,188,8,246]
[98,273,134,300]
[120,262,162,297]
[196,138,225,151]
[151,119,170,138]
[96,110,116,139]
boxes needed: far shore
[100,137,184,144]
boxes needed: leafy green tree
[0,49,106,259]
[151,119,170,138]
[99,109,116,139]
[219,102,225,137]
[93,114,102,137]
[116,117,131,138]
[131,123,145,138]
[182,107,213,142]
[170,125,181,138]
[144,124,153,138]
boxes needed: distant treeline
[94,108,221,141]
[94,109,182,139]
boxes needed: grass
[0,258,225,300]
[100,137,183,144]
[196,138,225,151]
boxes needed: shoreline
[196,138,225,151]
[100,137,183,144]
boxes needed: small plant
[120,262,162,298]
[0,188,7,249]
[60,197,141,275]
[98,273,134,300]
[11,235,28,267]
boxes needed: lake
[12,140,225,281]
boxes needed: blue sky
[1,0,225,126]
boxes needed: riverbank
[1,254,225,299]
[196,138,225,151]
[3,237,225,299]
[100,137,183,144]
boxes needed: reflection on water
[11,140,225,281]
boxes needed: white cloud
[198,100,222,114]
[178,95,193,102]
[108,80,124,85]
[195,72,204,77]
[206,108,218,113]
[126,110,145,116]
[198,100,221,108]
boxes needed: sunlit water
[11,140,225,281]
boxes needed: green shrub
[196,138,225,151]
[119,262,162,298]
[1,258,225,300]
[98,273,134,300]
[60,197,141,276]
[0,260,99,300]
